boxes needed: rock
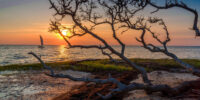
[125,90,169,100]
[132,71,199,87]
[123,71,199,100]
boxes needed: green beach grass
[0,59,200,72]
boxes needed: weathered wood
[29,52,200,99]
[34,0,200,99]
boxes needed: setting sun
[1,0,200,99]
[61,30,68,36]
[56,29,71,39]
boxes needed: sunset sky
[0,0,200,46]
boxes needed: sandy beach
[0,70,91,100]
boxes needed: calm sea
[0,45,200,66]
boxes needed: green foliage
[0,59,199,72]
[131,59,180,67]
[78,61,132,72]
[0,62,72,71]
[0,63,43,71]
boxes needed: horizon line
[0,44,200,47]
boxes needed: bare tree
[115,0,200,76]
[29,0,200,99]
[135,17,200,76]
[48,0,150,84]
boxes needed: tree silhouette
[115,0,200,76]
[29,0,200,99]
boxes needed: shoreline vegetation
[1,59,200,72]
[1,59,200,100]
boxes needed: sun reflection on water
[1,45,200,66]
[55,45,69,61]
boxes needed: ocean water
[0,45,200,66]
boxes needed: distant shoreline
[0,44,200,47]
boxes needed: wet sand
[0,70,91,100]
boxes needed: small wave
[13,54,28,59]
[0,61,10,65]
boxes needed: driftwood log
[29,0,200,99]
[29,51,200,99]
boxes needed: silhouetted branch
[29,51,200,100]
[45,0,200,99]
[135,17,200,76]
[100,48,119,63]
[146,0,200,36]
[28,52,54,76]
[49,0,150,84]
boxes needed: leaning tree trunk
[29,51,200,100]
[166,52,200,76]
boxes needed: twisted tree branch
[29,51,200,99]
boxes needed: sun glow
[61,30,70,36]
[56,29,72,40]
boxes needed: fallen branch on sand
[29,51,200,99]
